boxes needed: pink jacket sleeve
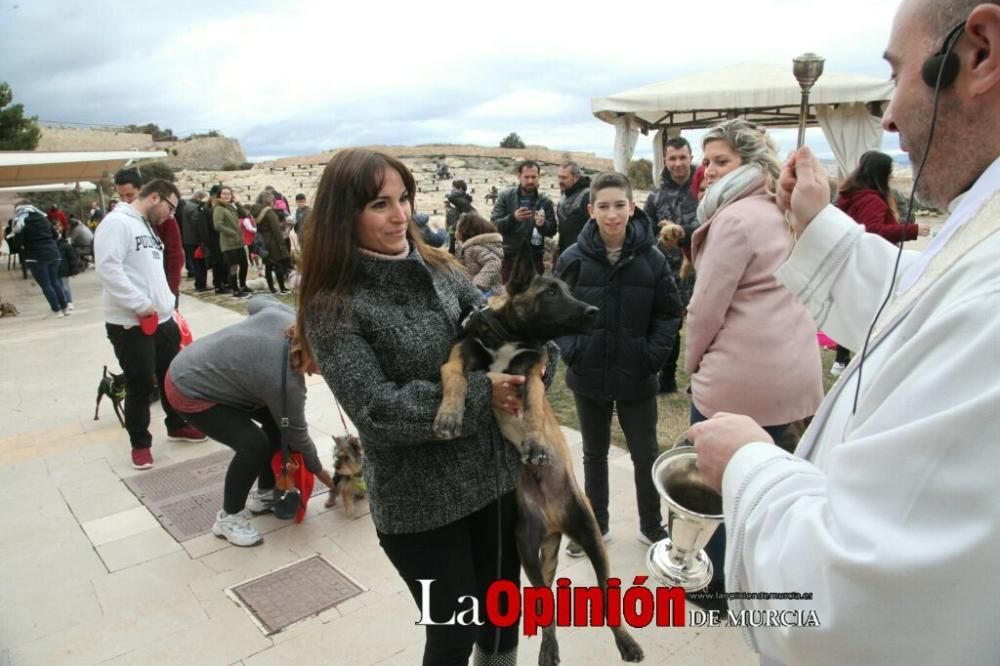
[685,215,753,374]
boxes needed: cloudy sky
[1,0,902,162]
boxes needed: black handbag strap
[280,337,290,471]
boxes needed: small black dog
[94,366,126,428]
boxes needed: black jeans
[573,392,662,535]
[377,492,520,665]
[191,254,207,290]
[210,253,228,290]
[182,243,198,277]
[223,248,248,292]
[689,403,789,586]
[265,259,289,292]
[835,344,851,365]
[175,404,279,514]
[27,259,67,312]
[106,318,186,448]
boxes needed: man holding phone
[490,159,557,281]
[95,179,206,471]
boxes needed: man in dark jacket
[179,191,207,281]
[490,160,557,280]
[555,175,682,549]
[644,136,699,393]
[644,137,698,242]
[445,179,475,255]
[14,205,68,315]
[555,160,591,261]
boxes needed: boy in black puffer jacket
[556,172,683,552]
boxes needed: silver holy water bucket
[646,446,724,592]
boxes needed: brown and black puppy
[434,242,644,665]
[326,433,367,516]
[94,365,126,428]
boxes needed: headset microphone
[921,21,967,88]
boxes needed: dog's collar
[333,472,367,491]
[460,305,515,345]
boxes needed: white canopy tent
[0,150,168,189]
[0,181,96,194]
[591,63,894,184]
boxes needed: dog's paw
[538,634,560,665]
[615,631,644,662]
[324,489,337,509]
[432,407,465,440]
[523,438,552,466]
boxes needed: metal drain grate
[124,450,333,541]
[123,450,234,541]
[229,555,364,634]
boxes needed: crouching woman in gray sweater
[165,296,333,547]
[297,149,552,666]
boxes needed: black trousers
[106,318,186,448]
[377,492,520,665]
[182,243,198,277]
[835,344,851,365]
[210,253,228,290]
[265,259,289,292]
[176,404,279,514]
[192,255,207,290]
[223,248,248,292]
[573,392,662,534]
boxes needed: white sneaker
[67,302,75,311]
[212,509,263,547]
[48,310,65,318]
[830,362,847,377]
[245,488,275,514]
[62,308,71,316]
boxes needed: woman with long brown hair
[830,150,931,374]
[296,148,538,665]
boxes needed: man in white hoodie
[687,1,1000,664]
[95,179,206,470]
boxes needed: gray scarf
[697,164,765,225]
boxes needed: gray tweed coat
[306,247,557,535]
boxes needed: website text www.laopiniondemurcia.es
[414,578,821,635]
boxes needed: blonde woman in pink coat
[685,119,823,598]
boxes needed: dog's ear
[506,240,536,295]
[556,259,583,291]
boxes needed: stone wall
[157,137,246,171]
[262,144,614,173]
[35,127,246,171]
[37,127,152,151]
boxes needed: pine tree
[0,82,41,150]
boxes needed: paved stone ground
[0,265,755,665]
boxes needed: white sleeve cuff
[722,441,788,505]
[775,205,859,292]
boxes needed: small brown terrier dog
[657,222,693,279]
[325,434,367,516]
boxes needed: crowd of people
[6,1,997,662]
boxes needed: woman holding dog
[686,118,823,597]
[297,148,546,666]
[555,171,683,553]
[165,296,334,547]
